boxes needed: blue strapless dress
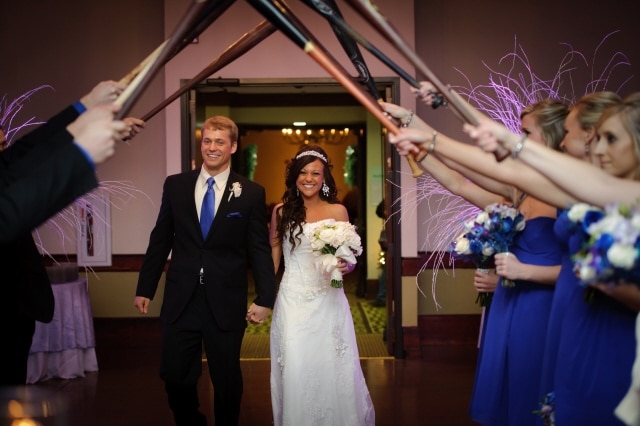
[552,253,635,424]
[470,217,563,426]
[537,210,580,407]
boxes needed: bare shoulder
[329,203,349,222]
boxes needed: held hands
[246,303,270,324]
[81,80,127,108]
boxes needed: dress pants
[161,284,244,426]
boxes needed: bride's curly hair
[276,145,339,250]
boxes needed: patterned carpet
[240,301,389,359]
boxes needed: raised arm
[464,117,640,207]
[382,101,578,208]
[417,153,504,208]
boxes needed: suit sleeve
[246,183,277,308]
[0,105,79,175]
[0,130,98,243]
[136,177,175,300]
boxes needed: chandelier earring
[296,187,300,197]
[585,142,591,155]
[322,182,330,197]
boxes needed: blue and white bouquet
[452,203,526,305]
[573,202,640,287]
[307,220,363,288]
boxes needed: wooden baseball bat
[300,0,419,91]
[141,19,276,122]
[344,0,510,161]
[115,0,236,119]
[246,0,424,177]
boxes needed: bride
[269,145,375,426]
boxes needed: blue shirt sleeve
[73,101,87,114]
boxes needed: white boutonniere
[228,182,242,201]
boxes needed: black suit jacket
[136,170,277,330]
[0,106,98,243]
[0,105,85,322]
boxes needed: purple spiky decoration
[1,86,152,271]
[398,32,632,309]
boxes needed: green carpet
[239,301,389,359]
[243,302,385,335]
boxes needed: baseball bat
[141,19,276,121]
[246,0,424,177]
[344,0,510,161]
[115,0,236,119]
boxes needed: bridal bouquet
[451,203,526,305]
[307,221,363,288]
[573,202,640,288]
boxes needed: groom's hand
[134,296,150,314]
[246,303,270,324]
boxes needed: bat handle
[406,154,423,177]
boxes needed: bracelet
[428,131,438,153]
[511,133,527,159]
[401,110,414,127]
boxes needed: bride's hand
[337,258,356,274]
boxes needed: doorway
[180,77,401,358]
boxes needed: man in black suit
[0,82,143,385]
[134,115,276,426]
[0,124,54,385]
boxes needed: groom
[134,115,276,426]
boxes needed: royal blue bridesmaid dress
[470,216,563,425]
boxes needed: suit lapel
[184,171,203,239]
[203,171,239,240]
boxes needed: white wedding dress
[270,219,375,426]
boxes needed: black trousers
[1,313,35,386]
[161,285,245,426]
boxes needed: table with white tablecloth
[27,278,98,383]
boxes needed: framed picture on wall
[77,191,112,267]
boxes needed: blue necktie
[200,177,215,237]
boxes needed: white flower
[228,182,242,201]
[568,203,599,223]
[607,243,638,269]
[475,211,489,227]
[482,244,495,257]
[454,236,471,255]
[305,221,363,288]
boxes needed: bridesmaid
[384,95,567,425]
[465,93,640,425]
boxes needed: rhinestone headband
[295,151,327,163]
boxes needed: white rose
[578,264,597,282]
[318,227,336,245]
[630,213,640,231]
[568,203,597,222]
[482,244,495,257]
[454,237,471,255]
[607,243,637,269]
[476,212,489,226]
